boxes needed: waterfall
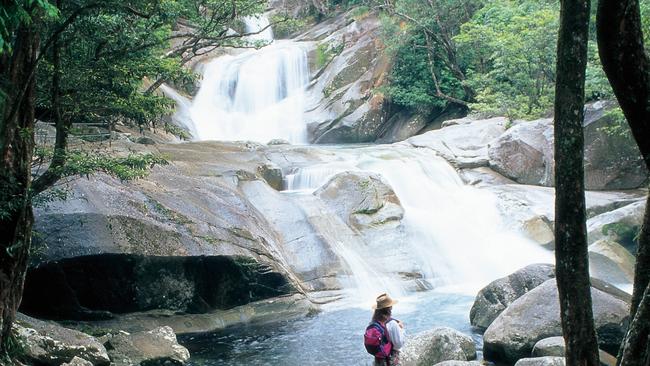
[185,15,309,143]
[159,84,197,138]
[285,146,553,296]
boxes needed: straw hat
[373,293,399,309]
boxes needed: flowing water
[172,15,554,365]
[174,15,310,143]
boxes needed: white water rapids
[163,15,553,307]
[284,146,553,307]
[167,15,310,143]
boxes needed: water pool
[181,291,481,365]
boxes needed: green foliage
[601,221,641,250]
[456,0,558,118]
[381,32,450,110]
[33,147,167,182]
[60,151,168,181]
[315,41,343,69]
[270,14,312,39]
[380,0,479,112]
[379,0,650,119]
[164,123,191,141]
[0,0,58,54]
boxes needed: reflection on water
[182,292,480,366]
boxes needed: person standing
[370,293,405,366]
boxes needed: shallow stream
[182,291,479,365]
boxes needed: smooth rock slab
[401,327,476,366]
[470,264,556,330]
[107,326,190,366]
[483,279,629,364]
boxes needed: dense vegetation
[0,0,267,357]
[376,0,650,120]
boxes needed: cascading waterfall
[186,15,310,143]
[285,146,554,297]
[159,84,198,138]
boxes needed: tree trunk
[31,0,70,196]
[596,0,650,170]
[596,2,650,364]
[553,1,600,366]
[618,283,650,366]
[0,23,39,354]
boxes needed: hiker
[364,293,405,366]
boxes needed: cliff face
[299,9,434,143]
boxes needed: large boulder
[407,117,507,169]
[582,101,647,190]
[488,118,554,186]
[13,314,110,366]
[401,327,476,366]
[483,279,630,364]
[470,264,556,330]
[315,171,403,231]
[106,326,190,366]
[487,102,648,190]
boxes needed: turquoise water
[181,291,481,365]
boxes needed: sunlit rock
[483,279,630,364]
[13,314,110,366]
[106,326,190,366]
[401,327,476,366]
[589,239,636,284]
[470,264,555,330]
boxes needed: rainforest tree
[0,0,265,357]
[553,0,601,365]
[597,0,650,364]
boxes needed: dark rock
[21,254,293,320]
[257,163,284,190]
[582,101,648,190]
[470,264,556,330]
[135,136,156,145]
[401,327,476,366]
